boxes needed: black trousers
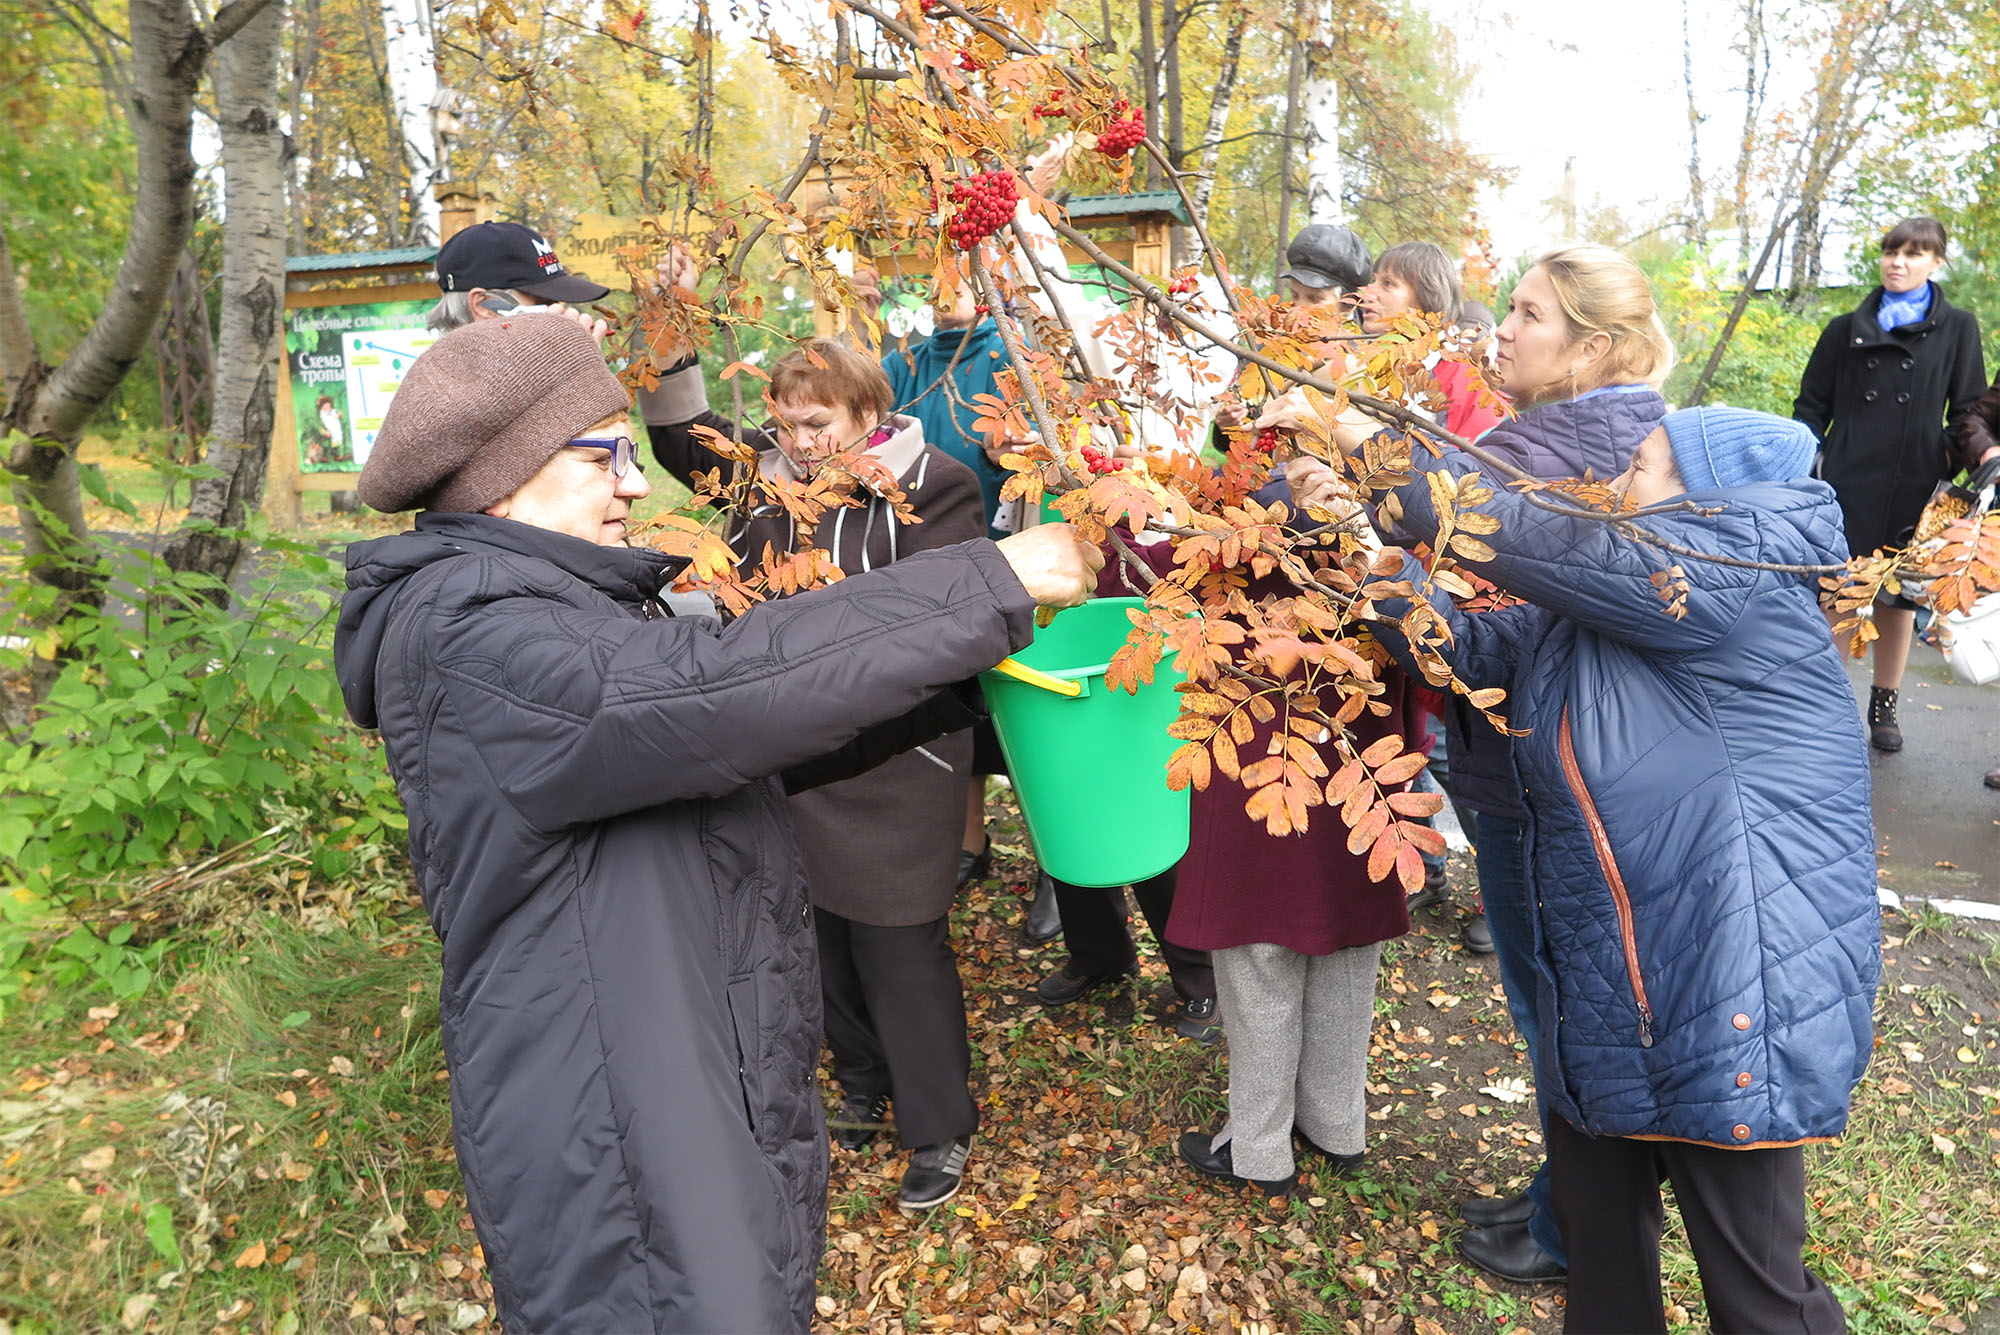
[814,908,978,1149]
[1051,868,1215,1003]
[1546,1114,1845,1335]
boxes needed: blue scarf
[1877,283,1934,331]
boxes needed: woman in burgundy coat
[1170,596,1419,1196]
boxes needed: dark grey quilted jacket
[334,512,1034,1332]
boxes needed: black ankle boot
[1867,686,1903,753]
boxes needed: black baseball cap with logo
[434,221,611,303]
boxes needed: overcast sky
[1435,0,1781,265]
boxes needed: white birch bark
[1300,68,1341,225]
[379,0,441,242]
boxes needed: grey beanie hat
[357,316,631,514]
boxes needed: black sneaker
[898,1137,971,1212]
[1175,995,1222,1043]
[1176,1129,1294,1199]
[830,1091,888,1152]
[1035,960,1136,1006]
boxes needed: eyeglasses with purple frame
[568,434,640,477]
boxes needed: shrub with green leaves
[0,532,405,1008]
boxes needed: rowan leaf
[1167,742,1211,792]
[1360,734,1403,767]
[1448,534,1497,563]
[1346,801,1390,855]
[1325,759,1366,806]
[1240,755,1285,788]
[1366,821,1399,883]
[1395,840,1427,892]
[1228,708,1254,745]
[1245,780,1294,836]
[1373,752,1429,786]
[1402,821,1448,856]
[1211,728,1241,780]
[1386,790,1443,817]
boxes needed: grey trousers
[1210,940,1382,1179]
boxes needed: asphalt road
[1854,643,2000,906]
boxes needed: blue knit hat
[1661,406,1816,492]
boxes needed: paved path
[1852,644,2000,906]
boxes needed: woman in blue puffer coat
[1276,245,1677,1283]
[1366,406,1878,1333]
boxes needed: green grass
[0,916,485,1334]
[1,817,1994,1334]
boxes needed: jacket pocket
[1557,706,1656,1048]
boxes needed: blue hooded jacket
[1377,447,1880,1147]
[1439,386,1666,818]
[884,320,1012,540]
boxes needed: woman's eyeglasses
[569,435,639,477]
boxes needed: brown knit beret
[357,316,632,514]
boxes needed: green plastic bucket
[981,598,1189,887]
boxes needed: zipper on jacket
[1556,706,1656,1048]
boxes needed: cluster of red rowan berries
[1097,100,1145,158]
[946,171,1018,249]
[1032,92,1067,118]
[918,0,941,12]
[1167,271,1198,296]
[1080,445,1126,475]
[1253,428,1282,454]
[955,49,982,71]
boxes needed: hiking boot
[1177,1130,1294,1199]
[898,1137,971,1212]
[1868,686,1903,753]
[1036,959,1136,1006]
[831,1091,889,1152]
[1174,995,1222,1043]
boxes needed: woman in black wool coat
[1794,215,1987,753]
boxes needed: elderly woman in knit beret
[333,315,1100,1334]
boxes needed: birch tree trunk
[1136,0,1160,188]
[2,0,272,599]
[162,0,289,590]
[1299,29,1341,224]
[1188,7,1250,262]
[379,0,441,242]
[1733,0,1767,278]
[1273,2,1308,279]
[1681,0,1707,244]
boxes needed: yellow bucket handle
[988,656,1085,697]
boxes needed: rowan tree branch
[1048,217,1847,575]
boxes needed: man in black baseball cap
[1278,224,1373,312]
[427,221,611,333]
